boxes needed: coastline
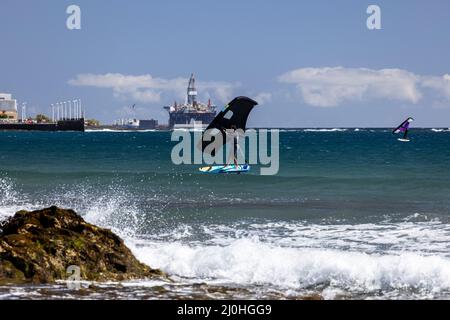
[0,206,323,300]
[1,130,450,300]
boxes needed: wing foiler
[198,96,258,174]
[393,117,414,142]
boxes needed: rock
[0,206,164,285]
[299,294,324,300]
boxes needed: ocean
[1,128,450,299]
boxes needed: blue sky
[1,0,450,127]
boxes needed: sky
[1,0,450,127]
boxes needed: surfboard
[199,164,250,174]
[398,138,410,142]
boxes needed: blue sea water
[1,128,450,299]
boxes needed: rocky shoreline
[0,206,324,300]
[0,206,165,285]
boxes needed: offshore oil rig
[164,74,217,129]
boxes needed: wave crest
[131,237,450,298]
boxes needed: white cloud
[197,81,238,103]
[278,67,422,107]
[68,73,238,104]
[254,92,272,105]
[421,74,450,101]
[68,69,450,111]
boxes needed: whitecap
[303,128,348,132]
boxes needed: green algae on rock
[0,206,164,284]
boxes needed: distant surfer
[393,117,414,142]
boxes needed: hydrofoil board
[199,164,250,174]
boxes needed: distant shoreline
[1,127,448,133]
[83,126,450,131]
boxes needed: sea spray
[0,176,33,219]
[130,237,450,298]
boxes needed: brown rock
[0,206,165,284]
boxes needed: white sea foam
[277,129,304,132]
[124,218,450,298]
[303,128,348,132]
[130,237,450,298]
[0,177,35,220]
[85,129,158,133]
[431,128,450,132]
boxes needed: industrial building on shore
[0,93,18,121]
[0,93,84,131]
[1,74,218,132]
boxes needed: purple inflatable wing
[393,117,414,138]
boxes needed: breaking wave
[431,128,450,132]
[3,175,450,299]
[131,238,450,298]
[303,128,348,132]
[127,217,450,299]
[85,129,158,133]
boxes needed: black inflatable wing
[200,96,258,154]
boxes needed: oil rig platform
[164,74,217,129]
